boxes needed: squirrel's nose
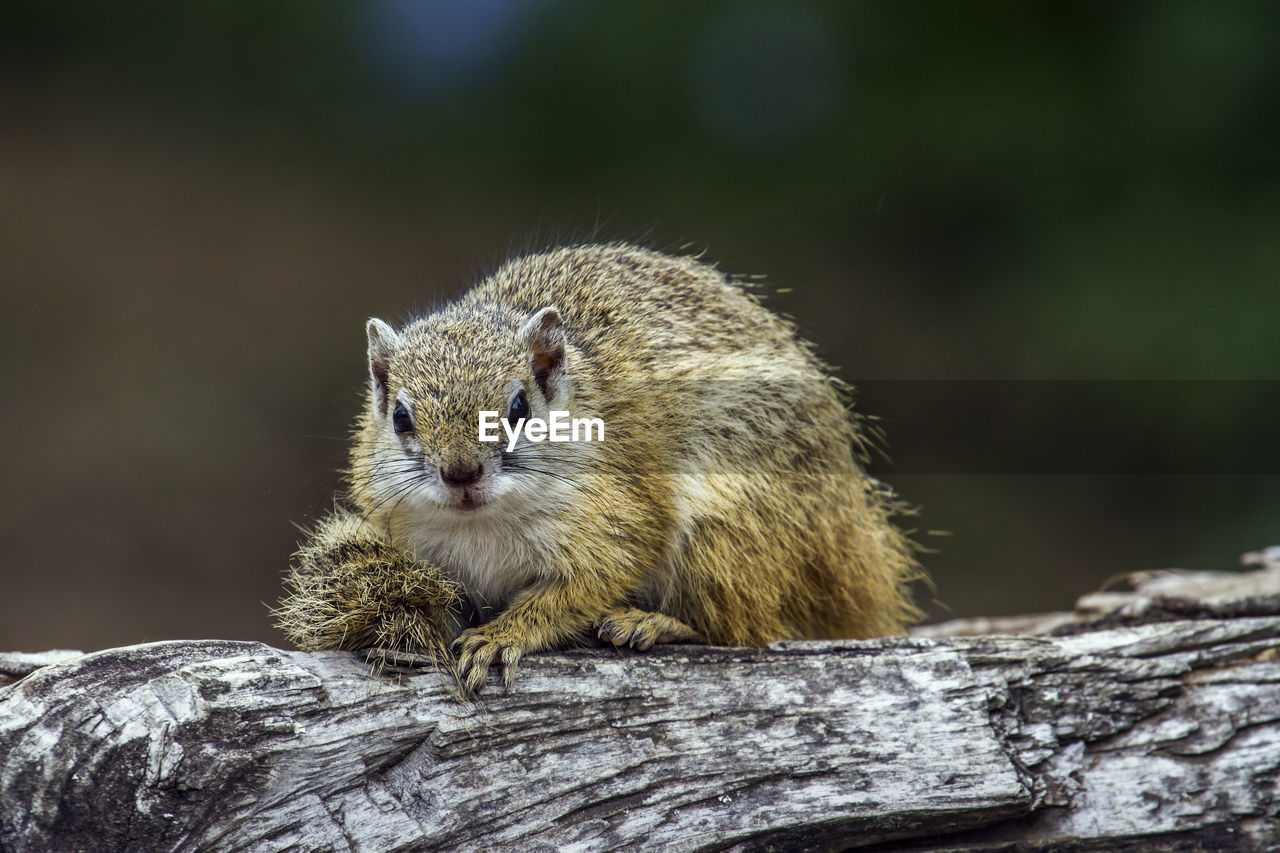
[440,463,483,487]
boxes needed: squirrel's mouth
[452,489,483,512]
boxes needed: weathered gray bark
[2,549,1279,852]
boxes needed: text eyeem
[478,411,605,452]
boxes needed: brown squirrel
[276,243,925,691]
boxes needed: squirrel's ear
[366,318,401,417]
[519,306,567,402]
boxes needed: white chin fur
[384,470,574,610]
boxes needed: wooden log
[2,554,1279,851]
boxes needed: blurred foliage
[7,1,1280,373]
[1,0,1277,648]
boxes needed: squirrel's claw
[500,645,523,690]
[454,627,523,693]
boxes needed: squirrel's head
[359,305,576,516]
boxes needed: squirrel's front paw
[595,607,702,651]
[452,627,527,693]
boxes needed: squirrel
[276,243,925,692]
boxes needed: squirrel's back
[461,244,819,382]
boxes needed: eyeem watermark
[479,411,605,452]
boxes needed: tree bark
[2,550,1279,852]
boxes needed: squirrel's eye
[506,391,530,424]
[392,402,414,434]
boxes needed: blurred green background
[2,1,1277,652]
